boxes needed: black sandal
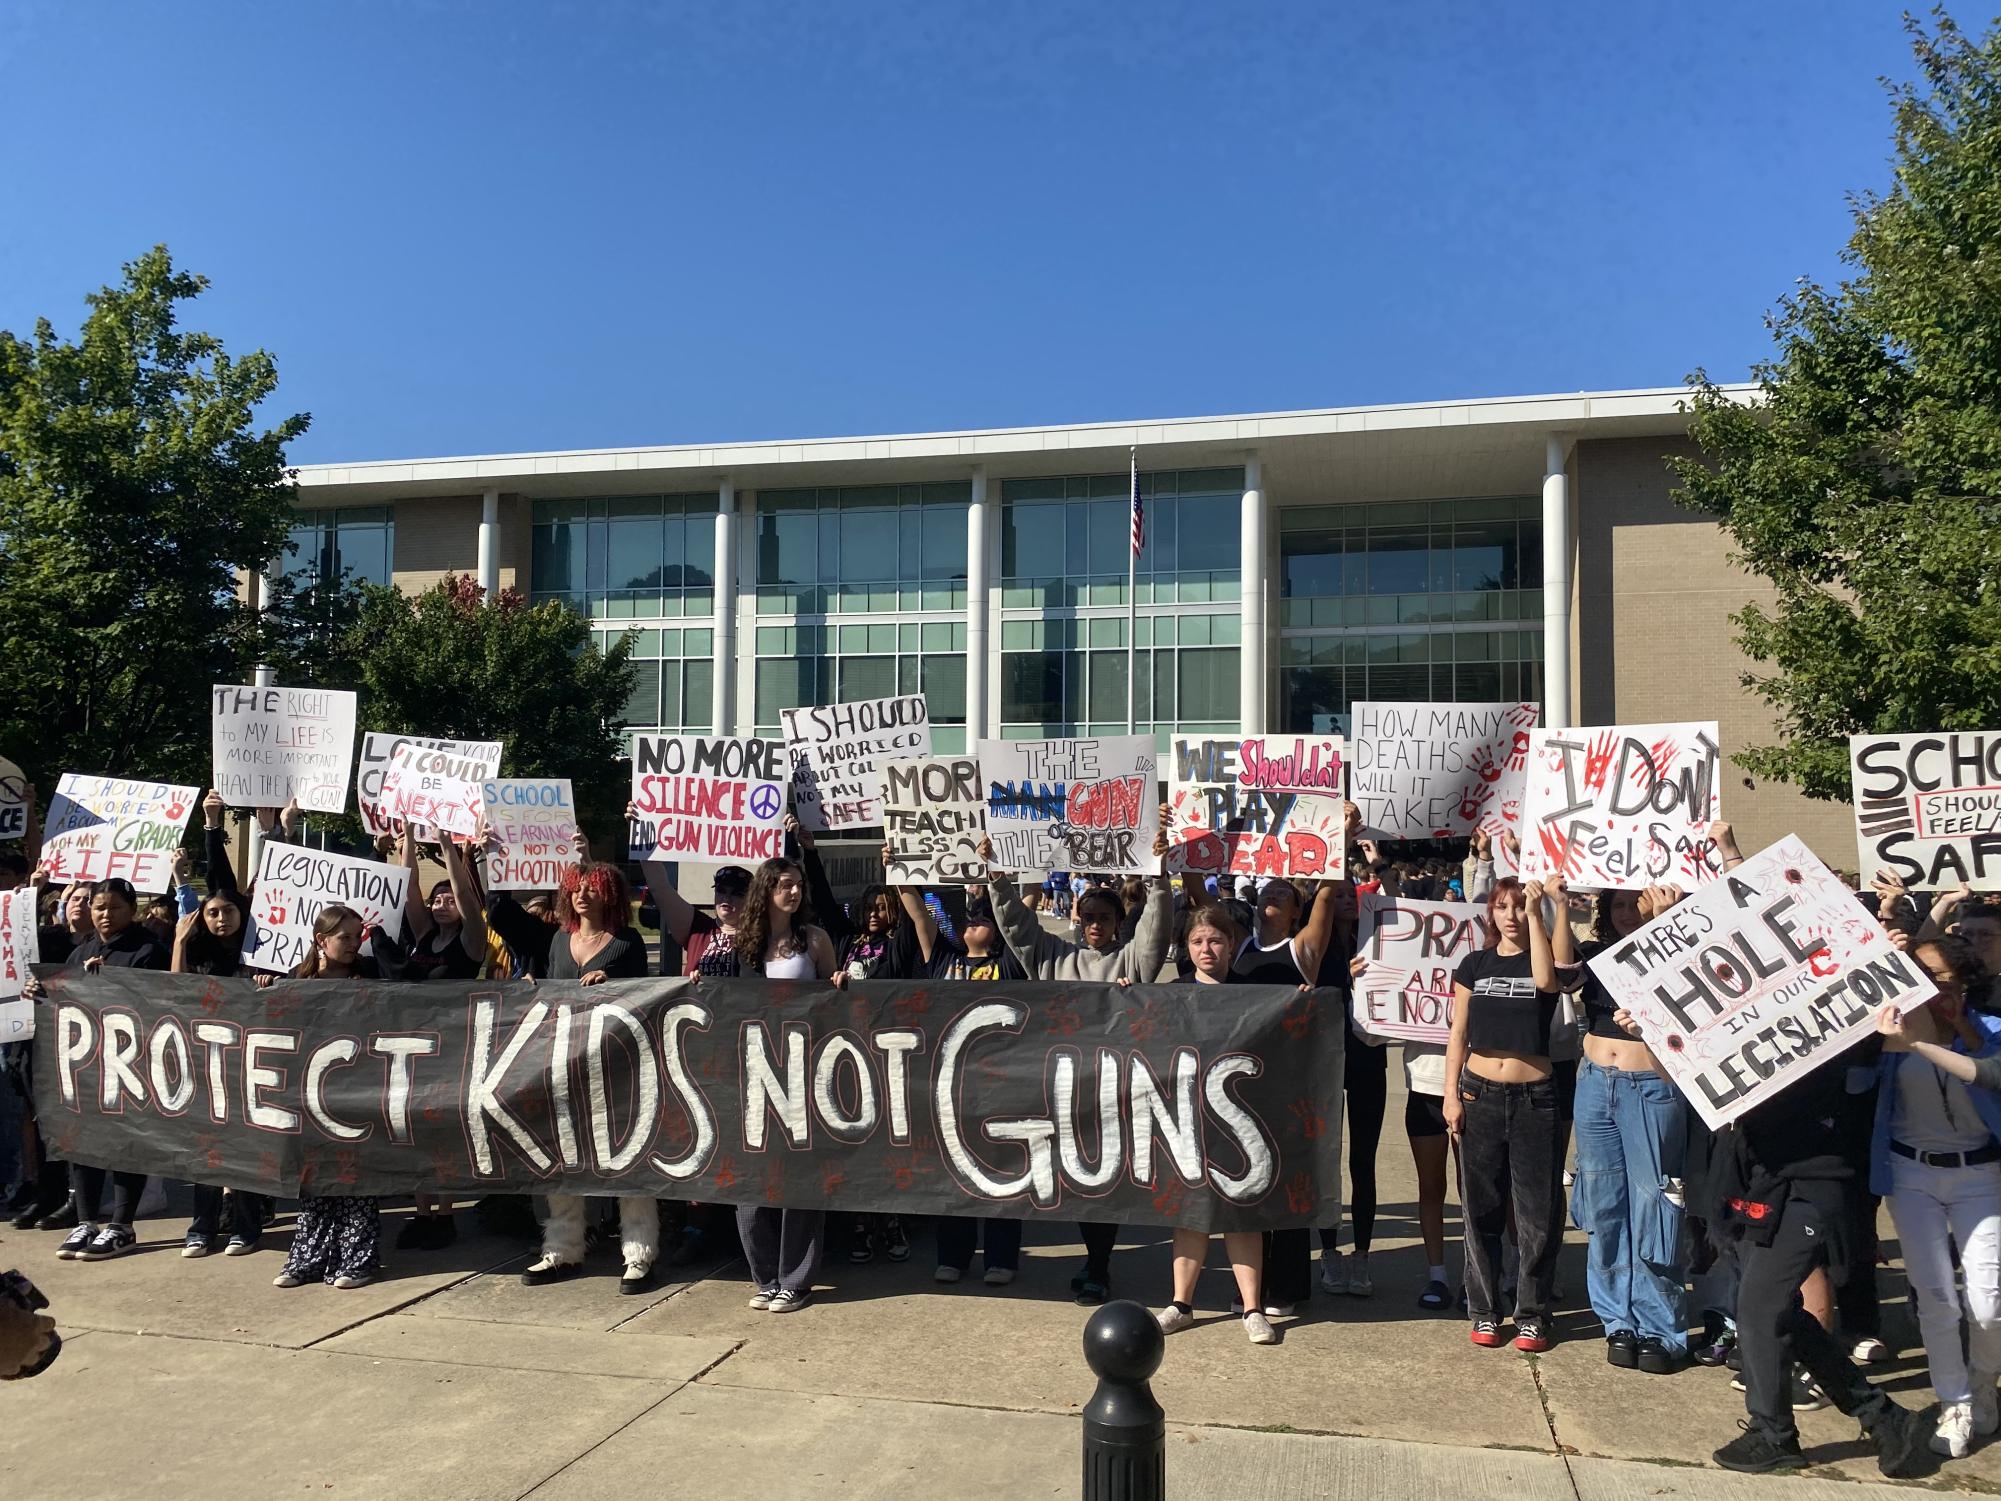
[1418,1278,1451,1311]
[1075,1277,1110,1306]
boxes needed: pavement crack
[1523,1354,1582,1501]
[509,1376,700,1501]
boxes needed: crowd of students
[3,793,2000,1479]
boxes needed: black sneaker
[1606,1329,1638,1368]
[36,1201,81,1232]
[882,1216,911,1263]
[1867,1402,1931,1480]
[78,1224,137,1261]
[1792,1369,1828,1412]
[1713,1422,1806,1474]
[394,1215,433,1251]
[1637,1336,1684,1375]
[848,1218,875,1265]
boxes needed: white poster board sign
[630,734,787,864]
[1350,701,1538,842]
[1587,833,1934,1128]
[976,734,1160,875]
[38,773,199,893]
[0,886,39,1001]
[243,842,411,975]
[482,778,579,891]
[1165,735,1348,879]
[781,695,931,831]
[1351,891,1487,1045]
[378,741,488,838]
[0,754,26,841]
[1851,731,2001,891]
[1517,722,1723,890]
[883,756,988,884]
[356,733,503,839]
[211,684,358,813]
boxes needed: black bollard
[1081,1298,1165,1500]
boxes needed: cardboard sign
[356,733,504,839]
[0,886,38,1000]
[210,683,358,814]
[482,778,579,891]
[378,740,488,838]
[1350,701,1538,841]
[977,735,1160,876]
[38,773,200,893]
[1851,731,2001,891]
[0,754,26,841]
[1351,891,1486,1045]
[883,756,988,885]
[242,841,411,975]
[1165,735,1348,878]
[781,695,932,831]
[1517,722,1723,890]
[1586,834,1933,1128]
[630,734,787,864]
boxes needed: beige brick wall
[1575,435,1855,871]
[389,494,527,595]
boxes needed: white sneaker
[1346,1255,1374,1298]
[1934,1401,1975,1459]
[983,1267,1015,1286]
[1319,1250,1349,1295]
[1263,1302,1295,1318]
[1851,1336,1890,1364]
[766,1287,811,1313]
[1972,1370,2000,1438]
[747,1287,776,1310]
[933,1265,962,1284]
[1156,1304,1195,1335]
[1244,1310,1278,1345]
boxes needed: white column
[965,466,989,742]
[1239,455,1266,734]
[477,490,500,596]
[1542,435,1573,730]
[246,571,277,879]
[713,479,738,735]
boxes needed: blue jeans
[1571,1060,1690,1353]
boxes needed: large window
[594,625,716,732]
[1278,631,1545,736]
[287,506,393,589]
[752,621,969,753]
[754,483,969,615]
[996,614,1240,738]
[1278,496,1541,628]
[531,495,717,619]
[1000,467,1243,609]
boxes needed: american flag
[1129,453,1144,557]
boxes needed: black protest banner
[32,970,1344,1231]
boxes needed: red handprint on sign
[1583,731,1619,793]
[1288,1099,1326,1141]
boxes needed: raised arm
[1109,817,1176,983]
[793,817,853,946]
[1916,881,1972,944]
[400,824,434,942]
[440,835,487,960]
[202,791,242,899]
[1292,880,1341,988]
[978,835,1066,975]
[1523,878,1558,993]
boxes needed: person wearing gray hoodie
[975,817,1173,1303]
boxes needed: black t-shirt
[929,940,1022,981]
[841,921,920,982]
[404,929,483,983]
[547,926,650,980]
[66,925,170,971]
[1454,946,1558,1057]
[1574,938,1628,1041]
[37,926,76,966]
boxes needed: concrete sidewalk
[4,1073,1994,1498]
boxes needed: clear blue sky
[0,1,1922,463]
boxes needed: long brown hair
[293,905,362,979]
[735,858,817,973]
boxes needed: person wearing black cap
[51,878,168,1261]
[638,848,751,977]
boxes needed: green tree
[1675,11,2001,801]
[342,574,637,841]
[0,246,310,793]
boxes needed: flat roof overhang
[291,384,1747,507]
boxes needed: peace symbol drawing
[749,784,783,820]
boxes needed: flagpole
[1126,447,1138,737]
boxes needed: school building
[288,385,1855,867]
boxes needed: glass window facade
[531,495,717,619]
[1000,467,1243,609]
[287,506,393,589]
[594,625,717,732]
[995,614,1241,739]
[752,621,970,753]
[754,483,969,615]
[1276,496,1545,735]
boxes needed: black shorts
[1404,1091,1447,1140]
